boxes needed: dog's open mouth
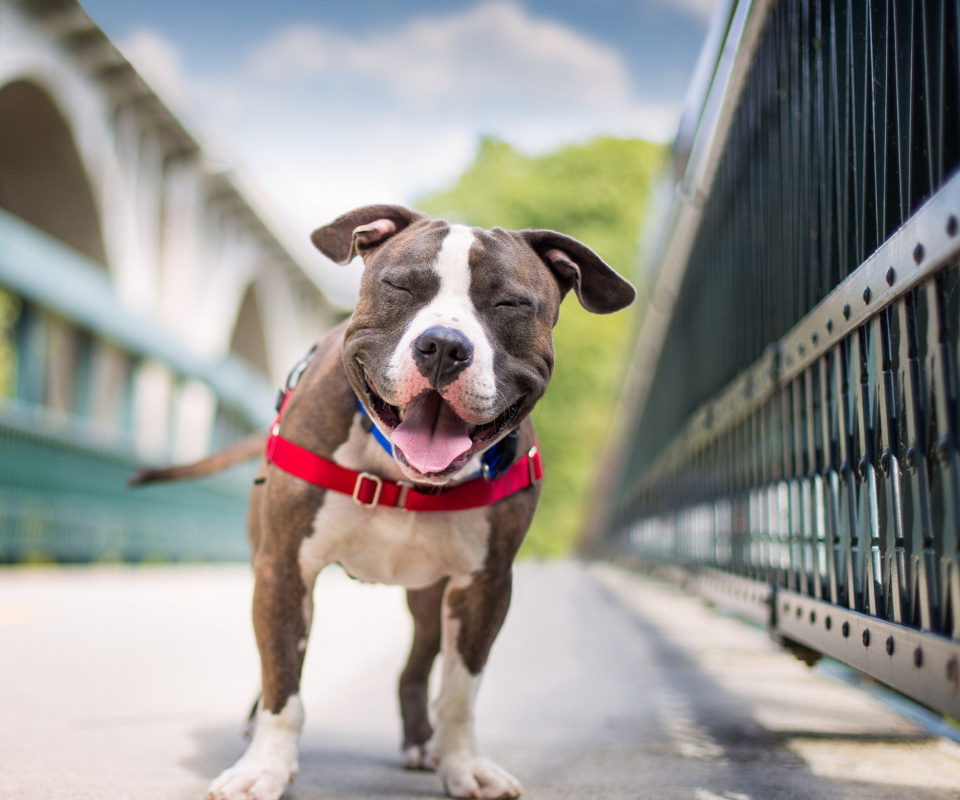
[362,376,523,477]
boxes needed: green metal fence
[0,414,253,563]
[0,209,272,563]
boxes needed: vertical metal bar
[747,415,756,578]
[929,267,960,637]
[774,382,792,587]
[760,399,772,582]
[808,360,827,599]
[899,288,937,630]
[855,323,883,615]
[856,0,874,259]
[868,0,888,244]
[752,408,765,579]
[833,0,853,280]
[822,347,843,604]
[836,335,861,609]
[815,0,832,301]
[792,376,810,594]
[799,0,815,312]
[787,382,801,591]
[889,0,913,229]
[72,328,94,418]
[920,0,945,194]
[876,305,906,623]
[14,303,47,405]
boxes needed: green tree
[0,288,20,398]
[417,136,665,557]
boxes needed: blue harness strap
[356,398,394,454]
[356,396,518,479]
[480,428,519,479]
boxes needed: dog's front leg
[432,570,522,799]
[207,547,311,800]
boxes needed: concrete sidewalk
[2,561,959,799]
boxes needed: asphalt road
[2,560,959,800]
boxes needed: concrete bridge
[0,0,342,452]
[2,560,958,800]
[0,0,342,562]
[3,3,960,799]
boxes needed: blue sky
[80,0,716,303]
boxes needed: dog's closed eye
[494,297,533,310]
[382,279,413,297]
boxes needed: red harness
[265,395,543,512]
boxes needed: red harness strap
[265,421,542,512]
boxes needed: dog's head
[312,204,635,485]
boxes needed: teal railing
[0,209,273,563]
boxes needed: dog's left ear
[311,204,428,265]
[519,230,636,314]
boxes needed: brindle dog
[134,205,634,800]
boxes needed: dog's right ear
[311,204,428,265]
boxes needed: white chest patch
[298,416,491,591]
[384,225,498,419]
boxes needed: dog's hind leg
[400,577,448,769]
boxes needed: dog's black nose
[413,326,474,387]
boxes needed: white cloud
[652,0,721,24]
[112,4,688,305]
[118,29,247,158]
[118,29,193,110]
[250,0,632,111]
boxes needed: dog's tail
[128,431,268,486]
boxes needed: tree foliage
[0,288,20,398]
[417,136,665,557]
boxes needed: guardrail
[0,407,252,563]
[606,0,960,720]
[0,210,270,562]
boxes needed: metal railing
[606,0,960,720]
[0,409,252,563]
[0,211,270,563]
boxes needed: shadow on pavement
[183,724,448,799]
[587,570,956,800]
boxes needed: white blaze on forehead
[386,224,497,415]
[435,224,476,298]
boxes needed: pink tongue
[392,391,472,474]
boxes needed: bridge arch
[229,281,271,377]
[0,0,339,562]
[0,79,107,266]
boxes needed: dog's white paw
[205,756,297,800]
[440,755,522,799]
[403,743,439,771]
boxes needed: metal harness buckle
[352,472,384,507]
[396,481,412,511]
[528,446,542,484]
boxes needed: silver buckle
[286,344,317,391]
[528,446,541,484]
[352,472,383,507]
[396,481,412,511]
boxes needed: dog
[133,204,635,800]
